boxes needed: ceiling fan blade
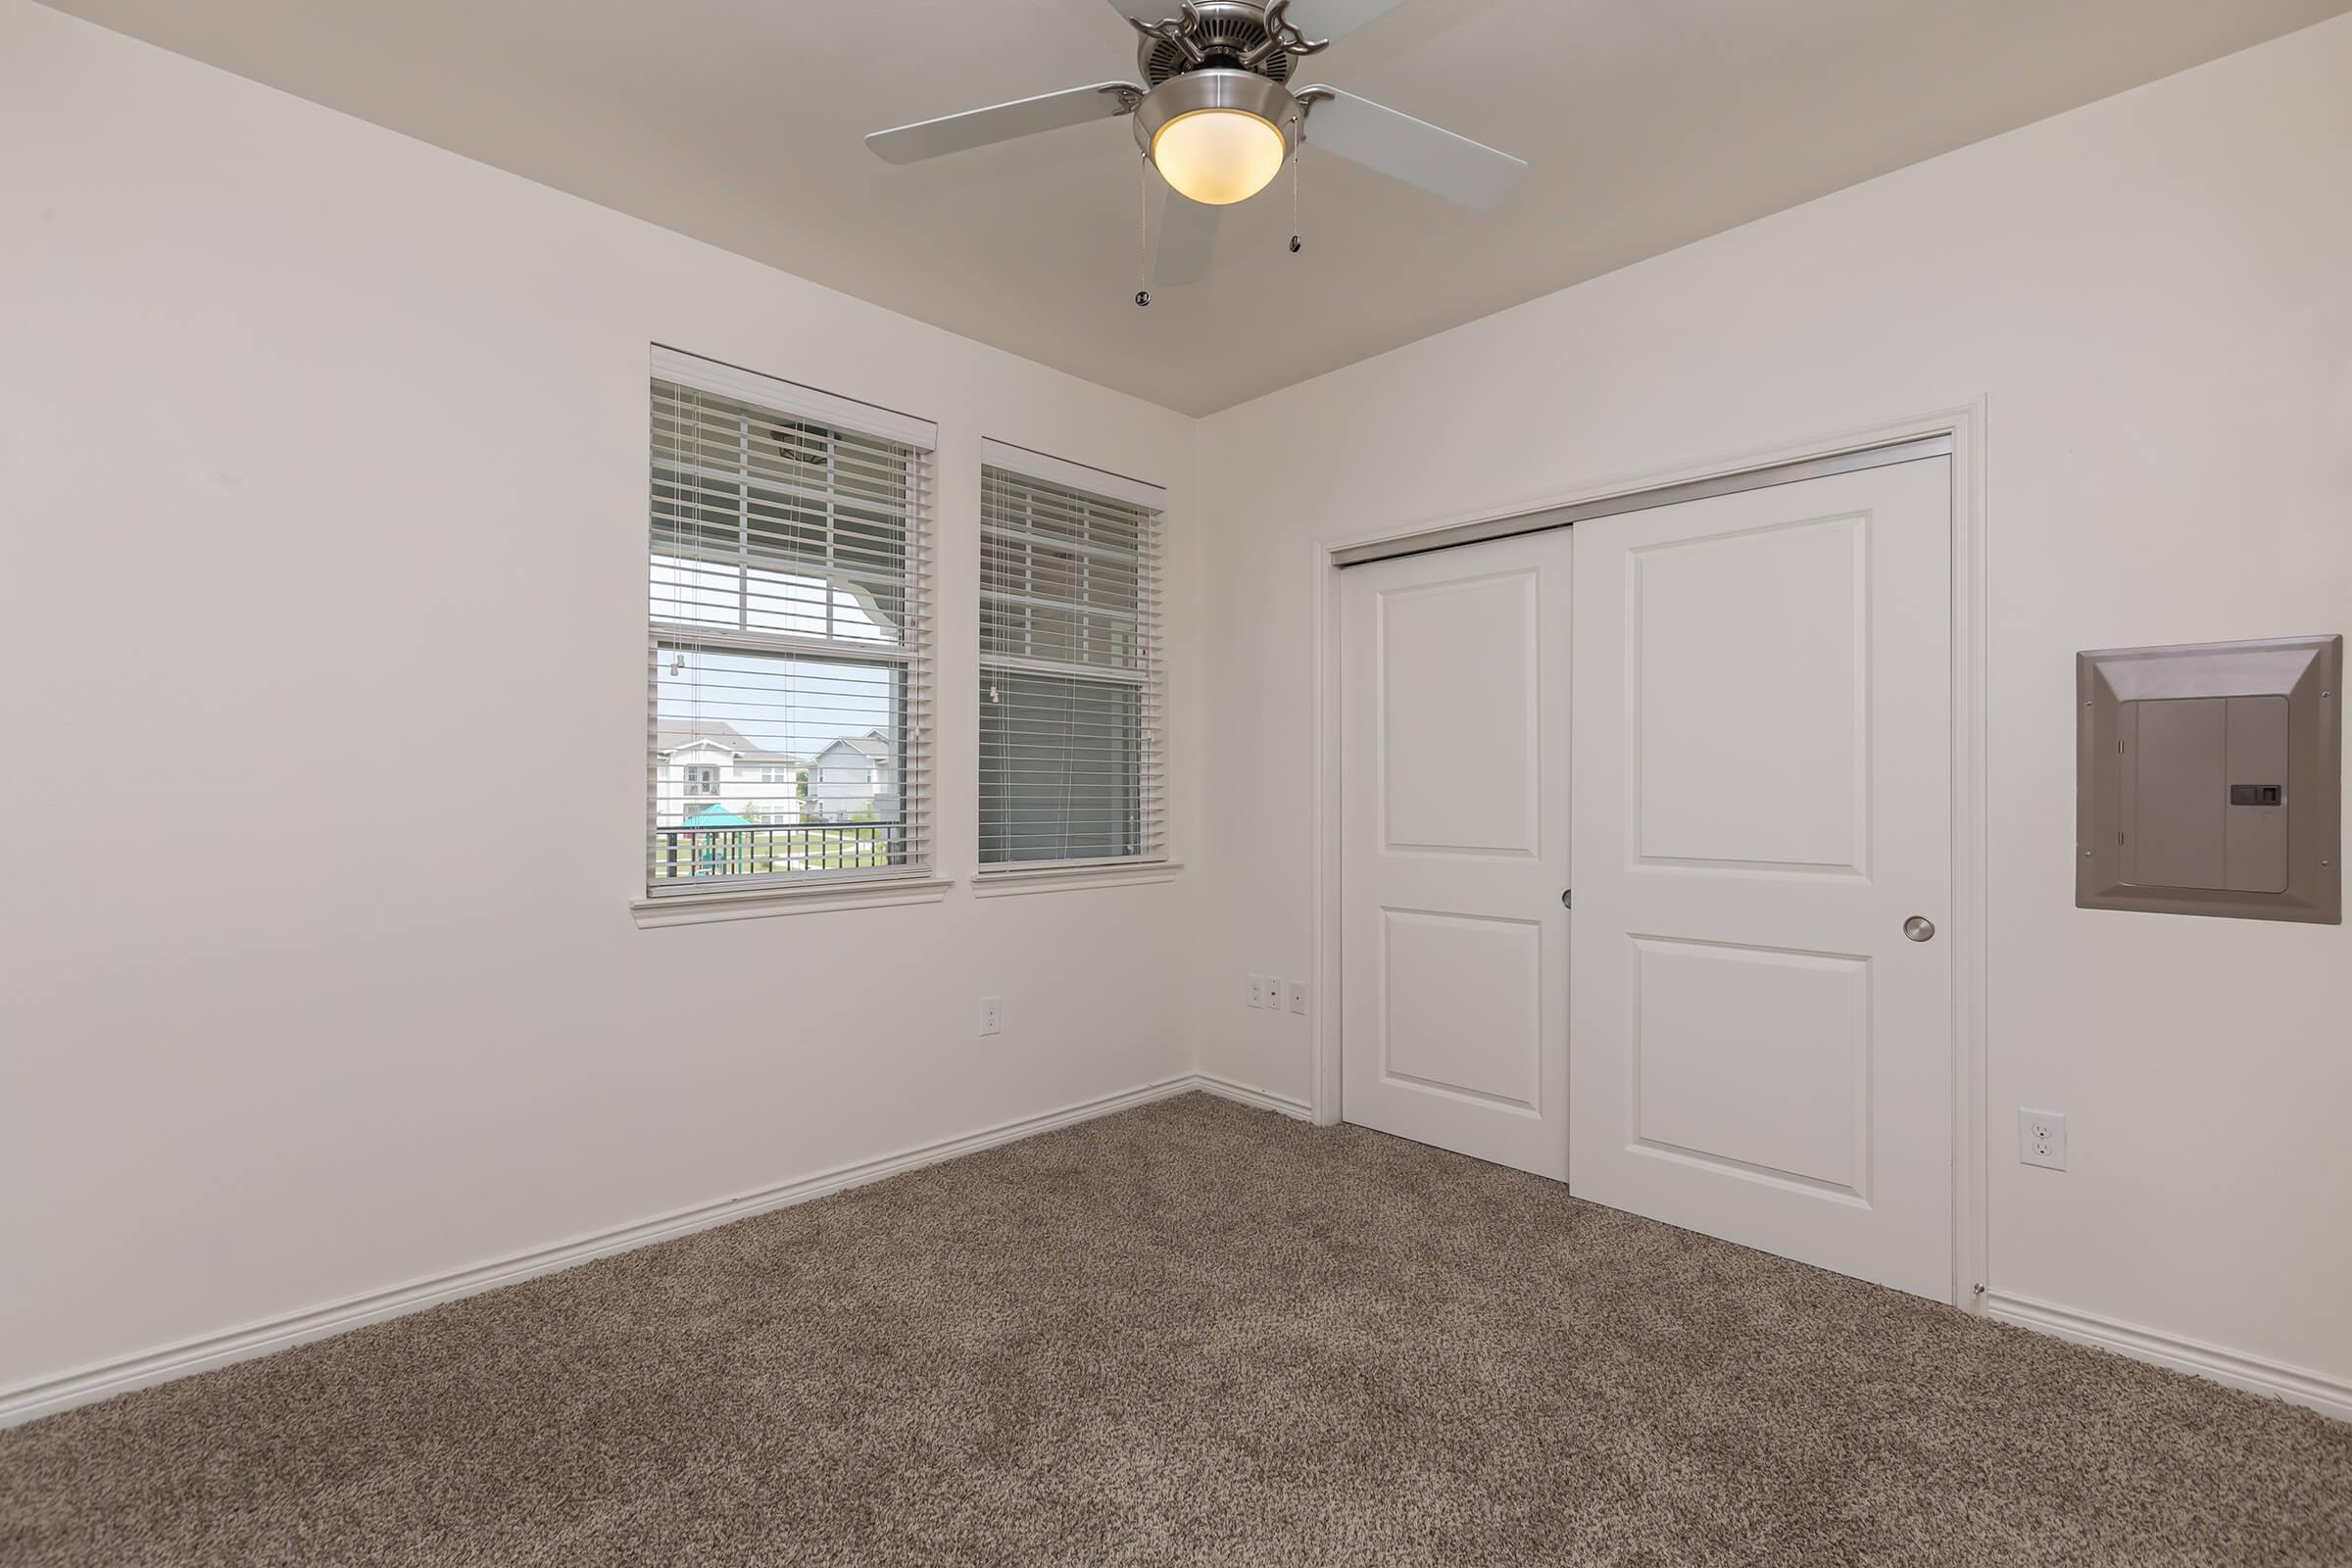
[867,82,1139,165]
[1285,0,1411,40]
[1154,191,1222,287]
[1295,87,1526,211]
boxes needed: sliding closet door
[1340,529,1572,1179]
[1569,458,1954,1298]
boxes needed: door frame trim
[1310,401,1989,1308]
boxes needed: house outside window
[685,764,718,798]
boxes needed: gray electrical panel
[2078,634,2341,922]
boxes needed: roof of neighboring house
[657,718,753,753]
[814,734,890,764]
[656,718,797,762]
[684,804,754,828]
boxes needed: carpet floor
[3,1093,2347,1566]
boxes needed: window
[978,444,1164,868]
[648,348,933,893]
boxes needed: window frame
[642,348,936,910]
[975,440,1168,879]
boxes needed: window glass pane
[652,383,913,647]
[979,467,1149,673]
[978,669,1142,864]
[653,644,907,881]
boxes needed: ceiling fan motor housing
[1134,0,1299,86]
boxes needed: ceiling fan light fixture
[1134,69,1297,208]
[1152,108,1287,205]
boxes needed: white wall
[0,2,1200,1404]
[1191,17,2352,1386]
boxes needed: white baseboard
[45,1091,2332,1437]
[1191,1072,1313,1120]
[1983,1290,2352,1424]
[0,1073,1235,1429]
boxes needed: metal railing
[653,820,907,879]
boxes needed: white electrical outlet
[2019,1108,2067,1170]
[1246,974,1265,1009]
[1287,979,1308,1015]
[979,996,1003,1036]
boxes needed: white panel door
[1341,529,1571,1178]
[1569,458,1953,1298]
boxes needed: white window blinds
[648,348,933,894]
[979,444,1165,868]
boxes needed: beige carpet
[3,1094,2347,1566]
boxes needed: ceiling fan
[865,0,1527,297]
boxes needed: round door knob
[1904,915,1936,943]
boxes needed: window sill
[632,875,954,928]
[970,860,1184,898]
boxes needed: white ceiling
[43,0,2347,415]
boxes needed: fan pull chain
[1135,154,1152,308]
[1289,115,1303,253]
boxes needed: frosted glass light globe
[1152,108,1286,206]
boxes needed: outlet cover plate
[2019,1107,2068,1170]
